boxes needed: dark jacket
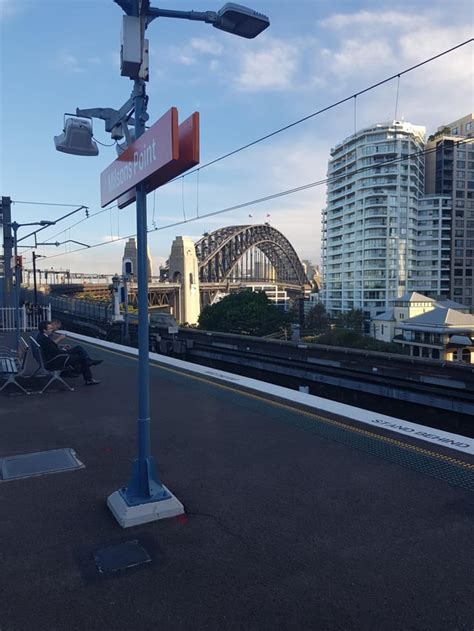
[36,332,62,363]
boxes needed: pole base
[107,487,184,528]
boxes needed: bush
[198,290,294,336]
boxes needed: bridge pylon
[168,236,200,324]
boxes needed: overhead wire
[39,139,473,262]
[44,204,118,241]
[165,38,473,181]
[25,38,473,254]
[11,200,85,207]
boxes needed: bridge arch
[194,224,308,286]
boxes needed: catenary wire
[11,200,85,207]
[37,139,472,263]
[44,204,118,241]
[166,38,473,182]
[27,39,473,247]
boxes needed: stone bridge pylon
[168,236,201,324]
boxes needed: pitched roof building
[371,291,473,363]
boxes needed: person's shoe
[87,359,103,367]
[85,379,100,386]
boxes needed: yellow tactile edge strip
[99,346,474,473]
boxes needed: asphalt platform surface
[0,336,473,631]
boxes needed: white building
[410,195,452,298]
[371,291,474,363]
[240,283,289,310]
[322,120,425,319]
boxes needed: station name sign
[100,107,199,208]
[117,112,199,209]
[100,108,179,207]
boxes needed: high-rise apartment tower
[322,120,425,318]
[425,114,474,309]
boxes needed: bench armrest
[45,353,71,369]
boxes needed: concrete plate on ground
[0,448,84,481]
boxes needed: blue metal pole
[120,75,170,505]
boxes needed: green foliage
[334,308,364,332]
[198,290,294,336]
[314,329,406,353]
[305,302,329,333]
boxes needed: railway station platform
[0,333,473,630]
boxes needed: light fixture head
[111,274,121,290]
[213,3,269,38]
[116,125,136,156]
[54,116,99,156]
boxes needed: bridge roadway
[1,332,473,630]
[47,280,305,308]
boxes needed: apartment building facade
[410,195,452,299]
[322,120,425,318]
[425,114,474,310]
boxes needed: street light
[55,0,269,528]
[54,115,99,156]
[145,3,270,38]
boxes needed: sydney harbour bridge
[24,224,311,323]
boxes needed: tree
[305,302,329,333]
[198,290,293,336]
[335,308,364,332]
[315,329,405,353]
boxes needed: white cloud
[177,54,195,66]
[234,39,300,91]
[190,38,223,56]
[319,10,417,30]
[310,8,473,135]
[54,53,85,73]
[321,39,394,76]
[102,235,122,243]
[167,37,223,68]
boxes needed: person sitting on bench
[49,319,103,368]
[36,321,101,386]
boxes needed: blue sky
[1,0,472,275]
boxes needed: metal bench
[0,338,30,395]
[29,337,75,394]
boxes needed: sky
[0,0,473,276]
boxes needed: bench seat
[0,357,18,374]
[0,339,29,394]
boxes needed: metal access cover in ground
[0,448,84,481]
[94,541,152,574]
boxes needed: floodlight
[54,116,99,156]
[116,124,136,156]
[213,3,269,38]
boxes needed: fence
[0,305,52,332]
[21,289,111,323]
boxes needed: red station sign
[100,107,199,208]
[117,112,200,209]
